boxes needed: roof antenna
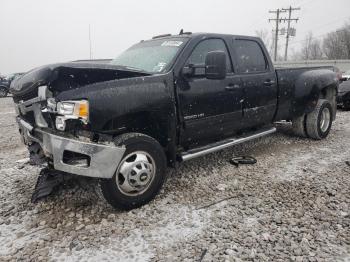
[179,29,184,35]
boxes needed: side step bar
[180,127,276,161]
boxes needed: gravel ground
[0,96,349,261]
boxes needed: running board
[180,127,276,161]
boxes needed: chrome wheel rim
[320,107,331,133]
[116,151,155,196]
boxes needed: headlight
[57,100,89,122]
[57,102,75,115]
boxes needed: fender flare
[292,69,338,117]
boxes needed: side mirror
[205,51,226,80]
[182,65,195,77]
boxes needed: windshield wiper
[110,64,151,74]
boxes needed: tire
[100,133,167,210]
[0,86,8,98]
[305,99,333,140]
[291,114,307,137]
[343,100,350,111]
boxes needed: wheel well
[103,112,176,167]
[320,85,337,119]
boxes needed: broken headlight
[55,100,89,130]
[57,100,89,121]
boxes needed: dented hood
[10,62,150,97]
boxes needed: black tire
[100,133,167,210]
[305,99,333,140]
[343,100,350,111]
[291,114,307,137]
[0,86,8,98]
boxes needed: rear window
[235,40,267,73]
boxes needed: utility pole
[281,6,300,61]
[269,9,286,62]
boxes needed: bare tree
[300,32,323,60]
[256,29,270,47]
[256,29,273,57]
[309,39,322,59]
[323,31,346,59]
[338,23,350,58]
[323,23,350,59]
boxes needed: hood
[10,62,150,97]
[339,80,350,94]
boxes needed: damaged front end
[15,87,124,201]
[11,63,150,200]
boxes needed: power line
[269,9,286,61]
[250,0,313,37]
[288,28,350,47]
[281,6,300,61]
[294,0,312,7]
[296,15,350,36]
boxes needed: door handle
[263,80,276,86]
[225,84,240,91]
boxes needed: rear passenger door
[232,39,277,127]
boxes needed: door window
[187,39,233,73]
[235,40,267,73]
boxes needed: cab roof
[149,32,260,41]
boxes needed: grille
[12,89,38,103]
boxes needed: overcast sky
[1,0,349,75]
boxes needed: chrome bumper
[17,117,125,179]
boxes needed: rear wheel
[305,99,333,140]
[100,133,167,210]
[0,87,8,98]
[343,100,350,111]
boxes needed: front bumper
[17,117,125,179]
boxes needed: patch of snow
[50,205,211,262]
[0,111,15,115]
[0,213,46,257]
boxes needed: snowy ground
[0,96,349,261]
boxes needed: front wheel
[0,87,8,98]
[100,133,167,210]
[305,99,333,140]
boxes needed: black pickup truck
[10,32,338,209]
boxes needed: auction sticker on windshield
[161,41,183,47]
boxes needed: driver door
[177,38,244,147]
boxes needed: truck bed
[274,66,338,121]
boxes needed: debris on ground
[229,155,257,167]
[31,168,76,203]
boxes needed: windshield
[110,38,187,73]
